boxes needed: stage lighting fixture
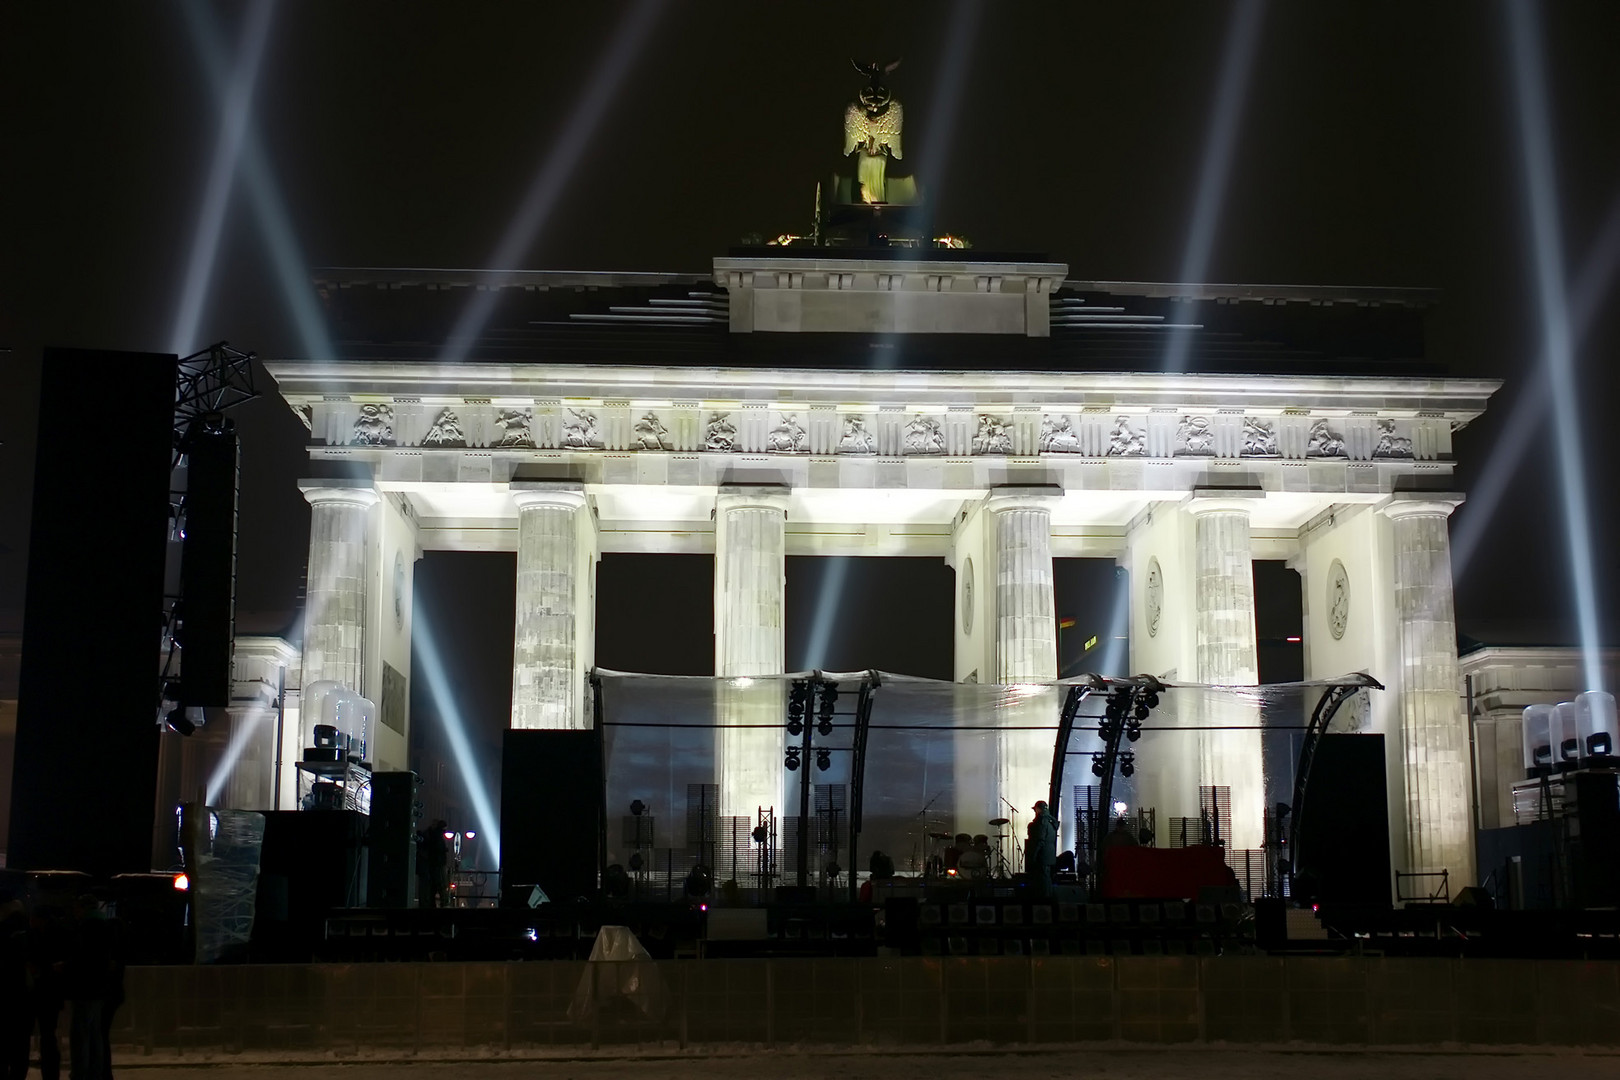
[751,823,770,845]
[443,830,454,841]
[628,851,644,873]
[1119,753,1136,779]
[629,799,646,816]
[825,861,842,879]
[815,748,832,772]
[164,707,196,737]
[1113,801,1128,817]
[464,831,476,840]
[785,747,802,771]
[172,873,190,892]
[684,865,712,898]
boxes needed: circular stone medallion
[1145,557,1163,638]
[1327,558,1350,640]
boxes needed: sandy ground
[111,1047,1620,1079]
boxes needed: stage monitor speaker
[10,348,176,876]
[1293,733,1391,907]
[501,729,601,905]
[178,418,240,708]
[367,771,418,909]
[255,810,367,959]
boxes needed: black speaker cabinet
[178,418,240,708]
[367,771,419,909]
[1293,734,1392,907]
[501,729,603,904]
[10,348,176,875]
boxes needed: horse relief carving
[705,412,737,452]
[973,414,1013,455]
[767,413,808,453]
[903,415,946,455]
[421,408,466,447]
[352,403,394,446]
[495,409,534,448]
[634,412,673,451]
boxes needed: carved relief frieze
[903,415,946,455]
[1372,418,1414,459]
[1108,416,1146,457]
[973,414,1013,455]
[495,409,535,448]
[294,404,313,432]
[1175,415,1216,456]
[560,408,603,450]
[421,407,466,447]
[767,412,808,453]
[352,403,395,446]
[1040,413,1082,453]
[704,412,737,452]
[838,414,876,454]
[1241,417,1278,457]
[633,411,673,451]
[1307,418,1346,458]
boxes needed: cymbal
[927,832,951,840]
[988,817,1010,827]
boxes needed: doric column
[714,486,789,817]
[987,494,1058,683]
[983,491,1059,833]
[510,483,588,730]
[299,481,378,693]
[1382,494,1473,883]
[1187,495,1264,850]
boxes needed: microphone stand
[1000,796,1021,877]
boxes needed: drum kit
[921,817,1017,880]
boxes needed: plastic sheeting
[566,925,666,1022]
[595,669,1376,895]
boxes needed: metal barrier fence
[110,955,1620,1055]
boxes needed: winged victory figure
[845,59,904,203]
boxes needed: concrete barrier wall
[110,956,1620,1055]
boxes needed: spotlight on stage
[1162,0,1267,372]
[442,0,667,363]
[179,0,339,361]
[168,0,275,357]
[164,707,197,737]
[1503,0,1607,691]
[412,617,502,861]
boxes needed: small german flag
[1058,616,1077,629]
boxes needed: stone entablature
[715,256,1068,336]
[275,365,1495,467]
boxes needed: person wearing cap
[1025,800,1058,896]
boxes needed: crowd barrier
[108,955,1620,1055]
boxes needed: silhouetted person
[0,893,30,1080]
[416,821,449,908]
[27,907,68,1080]
[65,894,121,1080]
[1025,800,1058,896]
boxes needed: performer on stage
[1025,801,1058,895]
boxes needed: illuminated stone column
[988,495,1058,683]
[511,484,588,730]
[1383,495,1474,883]
[1188,496,1264,850]
[986,492,1058,830]
[299,481,378,693]
[714,486,789,817]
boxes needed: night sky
[4,4,1620,750]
